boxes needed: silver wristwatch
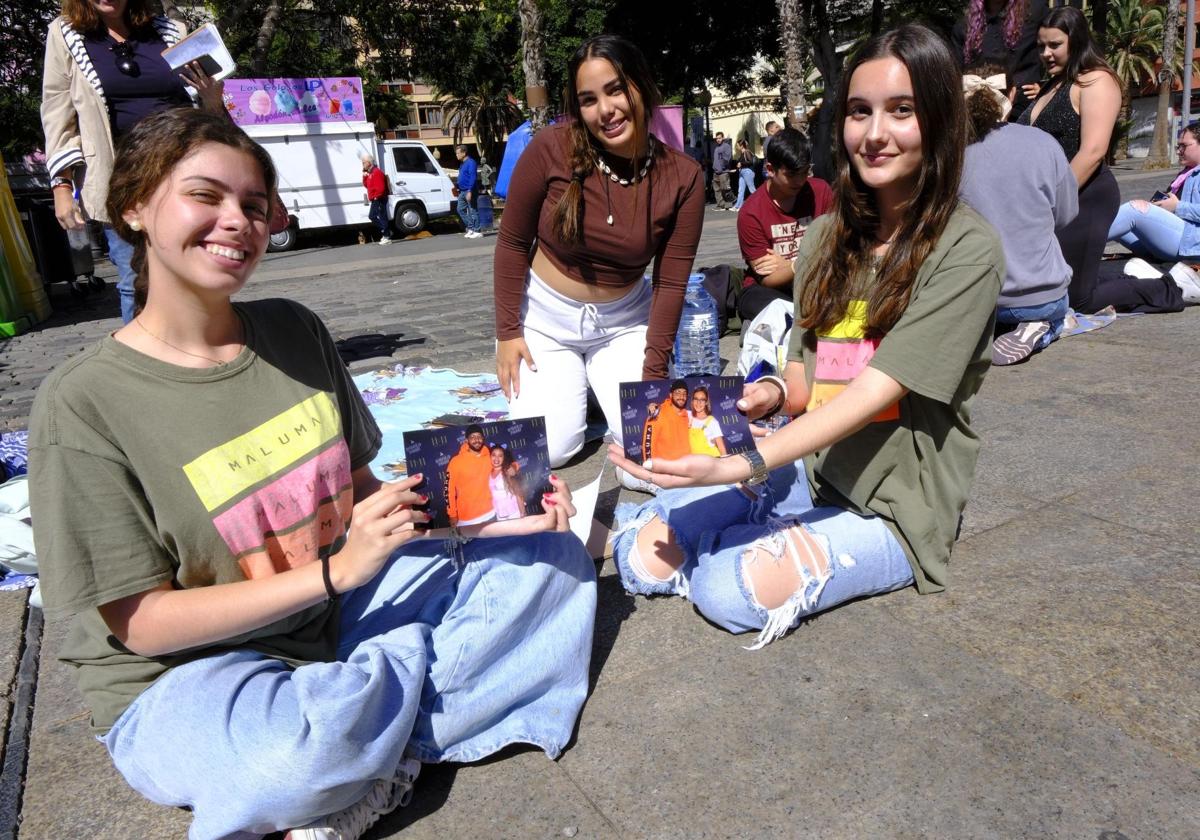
[738,448,769,485]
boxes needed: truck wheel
[393,202,427,237]
[267,223,298,253]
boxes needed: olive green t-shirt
[29,299,382,732]
[787,206,1003,593]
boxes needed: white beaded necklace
[595,138,655,226]
[594,137,656,186]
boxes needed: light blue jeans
[1107,202,1187,262]
[995,294,1069,351]
[103,225,137,324]
[456,193,479,232]
[735,168,757,208]
[612,464,914,648]
[103,533,596,840]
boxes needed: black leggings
[737,283,791,322]
[1061,165,1183,313]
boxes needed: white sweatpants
[508,270,651,467]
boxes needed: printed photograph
[403,417,552,529]
[618,376,754,464]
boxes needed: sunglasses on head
[110,40,139,76]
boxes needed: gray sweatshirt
[960,123,1079,308]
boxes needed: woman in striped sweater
[41,0,226,323]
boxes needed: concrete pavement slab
[20,616,190,838]
[560,599,1199,839]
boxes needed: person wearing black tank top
[1018,7,1151,313]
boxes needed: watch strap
[739,448,769,485]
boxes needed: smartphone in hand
[1151,190,1169,202]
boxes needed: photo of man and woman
[403,418,552,528]
[618,376,753,463]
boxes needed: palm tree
[441,85,525,164]
[777,0,805,128]
[1146,0,1182,166]
[518,0,550,134]
[1106,0,1165,158]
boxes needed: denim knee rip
[611,500,691,597]
[612,484,776,598]
[737,516,843,651]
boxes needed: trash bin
[5,160,98,297]
[476,191,495,231]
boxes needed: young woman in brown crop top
[493,34,705,469]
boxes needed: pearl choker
[595,138,656,186]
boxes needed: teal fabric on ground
[353,364,510,479]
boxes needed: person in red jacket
[361,153,391,244]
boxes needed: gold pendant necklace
[134,318,241,366]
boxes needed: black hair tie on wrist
[321,555,338,600]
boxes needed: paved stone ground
[2,165,1198,838]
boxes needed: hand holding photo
[161,23,236,82]
[403,418,552,529]
[618,375,754,464]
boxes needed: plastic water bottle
[671,273,720,378]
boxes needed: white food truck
[230,78,457,251]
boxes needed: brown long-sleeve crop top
[493,122,706,379]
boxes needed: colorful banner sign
[225,77,366,126]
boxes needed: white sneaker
[1168,262,1200,304]
[285,758,421,840]
[377,237,392,245]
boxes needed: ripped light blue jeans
[612,462,914,649]
[103,533,596,840]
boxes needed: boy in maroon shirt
[736,128,833,321]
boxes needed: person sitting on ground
[1104,122,1200,303]
[608,24,1003,649]
[28,107,595,840]
[736,128,834,322]
[959,70,1079,364]
[687,385,727,456]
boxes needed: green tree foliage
[1106,0,1167,156]
[0,0,61,159]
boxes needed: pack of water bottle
[670,273,721,378]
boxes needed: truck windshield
[392,148,438,175]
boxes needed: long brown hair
[1039,6,1119,89]
[107,108,278,314]
[62,0,157,34]
[551,34,662,245]
[799,24,965,339]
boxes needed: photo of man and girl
[618,376,753,464]
[403,418,551,528]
